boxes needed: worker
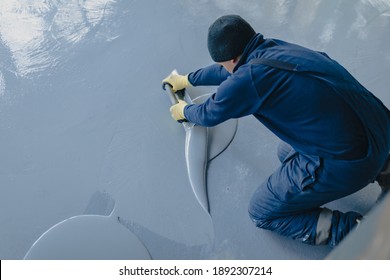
[162,15,390,247]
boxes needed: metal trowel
[24,205,151,260]
[163,70,238,215]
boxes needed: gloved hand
[170,100,188,122]
[162,72,191,92]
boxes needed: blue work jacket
[184,34,390,160]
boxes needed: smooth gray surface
[0,0,389,259]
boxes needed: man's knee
[248,212,271,230]
[248,200,274,229]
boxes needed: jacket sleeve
[184,66,262,127]
[188,64,231,86]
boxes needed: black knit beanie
[207,15,256,62]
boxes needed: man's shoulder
[218,65,257,96]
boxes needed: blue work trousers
[248,142,387,246]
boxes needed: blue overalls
[246,57,390,246]
[184,34,390,246]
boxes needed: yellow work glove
[170,100,188,122]
[162,72,191,92]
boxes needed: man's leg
[248,146,363,246]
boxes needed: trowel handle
[162,83,188,123]
[162,82,186,105]
[163,83,179,105]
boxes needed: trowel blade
[184,123,210,214]
[182,93,238,215]
[191,94,238,161]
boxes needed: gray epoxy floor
[0,0,389,259]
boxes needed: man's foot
[328,210,363,247]
[376,155,390,191]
